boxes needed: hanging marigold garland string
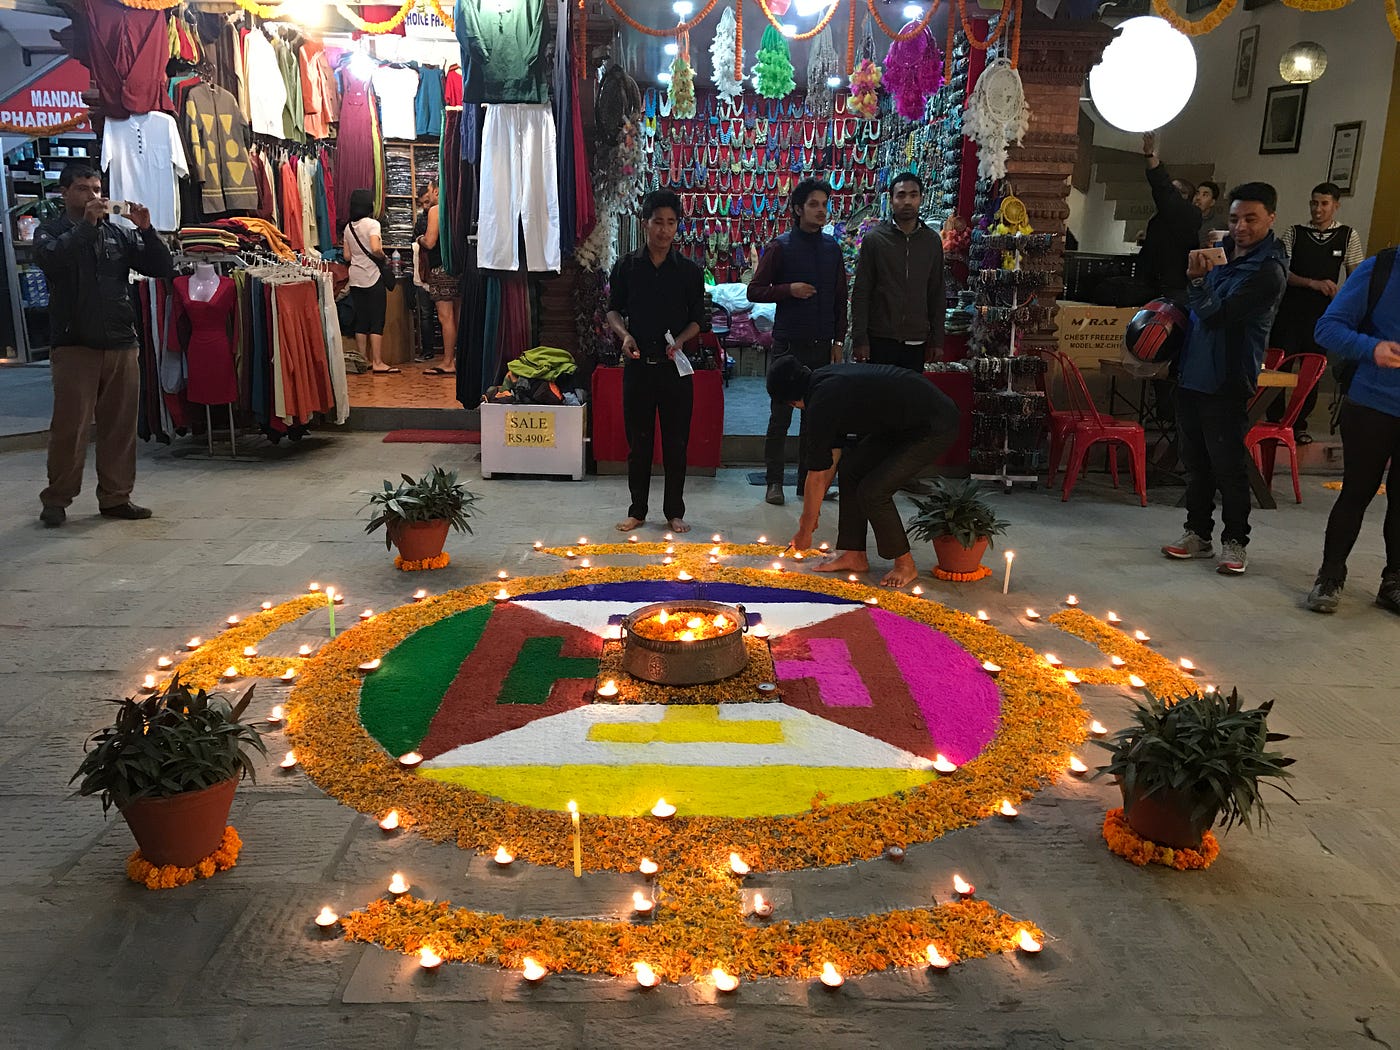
[1010,0,1022,67]
[955,0,1013,50]
[1388,0,1400,41]
[865,0,940,42]
[1149,0,1238,35]
[576,0,589,78]
[735,0,744,82]
[604,0,720,36]
[429,0,454,31]
[846,0,857,73]
[114,0,180,9]
[752,0,843,40]
[232,0,288,18]
[1280,0,1352,9]
[333,0,416,34]
[0,113,90,136]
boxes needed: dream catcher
[883,21,943,122]
[962,57,1029,179]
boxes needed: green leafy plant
[1093,689,1297,833]
[70,676,266,813]
[362,466,481,549]
[904,479,1011,549]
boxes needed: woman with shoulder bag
[343,188,397,374]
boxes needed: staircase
[1090,146,1220,247]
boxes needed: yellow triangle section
[419,764,937,817]
[586,705,784,745]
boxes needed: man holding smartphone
[34,165,174,528]
[1162,182,1288,575]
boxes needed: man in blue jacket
[1305,249,1400,614]
[1161,182,1288,575]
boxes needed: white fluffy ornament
[710,7,743,104]
[963,58,1030,180]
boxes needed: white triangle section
[424,702,935,771]
[510,599,863,639]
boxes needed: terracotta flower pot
[1121,783,1213,850]
[931,535,990,575]
[390,519,450,562]
[121,778,237,867]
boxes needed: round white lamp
[1088,16,1198,133]
[1279,41,1327,84]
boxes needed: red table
[590,366,724,473]
[928,371,973,470]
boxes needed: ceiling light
[672,0,694,16]
[1088,15,1197,133]
[780,22,797,36]
[792,0,836,15]
[658,71,673,85]
[903,3,922,19]
[825,75,842,88]
[663,41,679,56]
[1279,41,1327,84]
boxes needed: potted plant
[1094,689,1296,849]
[71,677,266,867]
[363,466,481,563]
[905,479,1010,575]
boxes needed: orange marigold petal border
[125,826,243,889]
[394,551,451,571]
[931,564,993,582]
[1101,807,1219,870]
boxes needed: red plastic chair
[1049,350,1148,506]
[1031,349,1076,486]
[1245,348,1287,415]
[1245,352,1327,504]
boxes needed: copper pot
[620,601,749,685]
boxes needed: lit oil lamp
[1110,655,1126,667]
[932,754,958,774]
[771,562,783,572]
[708,556,719,565]
[634,961,660,987]
[1179,657,1197,673]
[388,872,409,896]
[792,551,804,561]
[952,874,975,899]
[1024,608,1041,621]
[418,946,443,970]
[398,751,424,769]
[379,810,400,831]
[279,750,297,769]
[1016,929,1044,954]
[1043,653,1062,667]
[412,589,428,602]
[639,857,659,876]
[819,542,830,552]
[314,906,339,929]
[976,610,990,622]
[885,845,905,863]
[578,537,589,546]
[140,674,157,693]
[185,637,202,651]
[493,846,514,867]
[1106,611,1122,624]
[711,533,722,543]
[676,570,692,581]
[533,540,543,550]
[864,596,878,606]
[267,704,285,725]
[680,631,695,642]
[651,798,677,819]
[579,558,592,569]
[998,799,1019,820]
[847,573,858,582]
[156,656,173,670]
[331,591,345,605]
[632,890,655,916]
[221,666,240,681]
[357,658,381,674]
[1128,674,1147,689]
[628,534,639,543]
[1090,720,1107,736]
[751,892,773,918]
[1068,756,1089,776]
[522,957,547,982]
[751,625,770,639]
[494,588,510,602]
[1134,629,1151,643]
[664,532,674,541]
[358,609,373,622]
[260,601,273,611]
[1065,594,1080,607]
[709,545,721,556]
[819,963,844,988]
[596,679,620,699]
[911,585,923,596]
[242,645,259,658]
[564,549,576,559]
[729,852,750,876]
[757,535,768,544]
[665,545,675,554]
[662,557,674,566]
[298,644,314,656]
[308,582,321,592]
[926,944,952,970]
[226,615,240,628]
[1064,670,1082,685]
[712,967,740,992]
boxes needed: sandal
[424,367,456,376]
[370,367,401,375]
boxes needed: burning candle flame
[639,857,659,875]
[222,666,239,680]
[141,674,157,691]
[911,585,923,595]
[280,668,297,681]
[315,906,339,927]
[926,944,952,969]
[388,873,409,895]
[998,799,1019,818]
[1107,611,1121,623]
[1065,594,1079,606]
[729,852,750,876]
[156,656,173,669]
[298,644,313,656]
[379,810,400,831]
[712,967,740,992]
[633,961,659,987]
[976,610,990,622]
[418,946,443,969]
[494,588,510,602]
[1064,670,1082,685]
[1134,629,1151,642]
[819,962,844,987]
[1090,720,1107,736]
[752,891,772,917]
[186,637,202,650]
[686,617,703,629]
[1016,929,1043,953]
[280,750,297,769]
[398,751,423,768]
[267,704,285,723]
[494,846,514,865]
[1179,657,1196,672]
[413,589,428,601]
[932,754,958,774]
[1024,608,1041,620]
[596,679,619,698]
[522,957,547,981]
[651,798,676,818]
[260,601,273,611]
[1128,674,1147,688]
[953,874,974,897]
[1068,755,1089,775]
[632,890,655,913]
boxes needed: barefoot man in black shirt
[766,356,960,586]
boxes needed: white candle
[315,905,339,928]
[1002,551,1014,594]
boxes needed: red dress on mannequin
[174,275,238,405]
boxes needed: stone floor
[3,430,1398,1050]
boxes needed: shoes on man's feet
[765,484,785,506]
[1161,531,1214,559]
[39,506,65,528]
[1217,540,1248,575]
[1294,428,1314,446]
[99,502,153,520]
[1306,574,1344,613]
[899,479,933,496]
[1377,570,1400,614]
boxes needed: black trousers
[836,423,958,560]
[1176,388,1253,546]
[1321,399,1400,577]
[869,336,925,373]
[765,338,832,488]
[623,360,693,522]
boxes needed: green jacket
[507,345,576,380]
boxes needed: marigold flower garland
[116,0,180,8]
[394,551,451,571]
[753,0,845,41]
[333,0,416,34]
[0,113,90,136]
[428,0,454,31]
[1389,0,1400,42]
[126,826,242,889]
[605,0,721,37]
[1151,0,1238,36]
[1102,808,1219,870]
[932,564,992,582]
[232,0,288,19]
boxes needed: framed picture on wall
[1259,84,1308,154]
[1233,25,1260,101]
[1327,121,1363,195]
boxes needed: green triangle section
[500,635,600,705]
[359,604,493,757]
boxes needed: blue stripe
[513,581,858,606]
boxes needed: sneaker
[1306,574,1344,613]
[1161,531,1213,559]
[1378,571,1400,615]
[765,484,785,506]
[1217,540,1248,575]
[1294,428,1314,446]
[99,502,153,520]
[39,506,65,528]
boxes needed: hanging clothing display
[174,274,238,405]
[194,11,241,101]
[416,65,445,137]
[244,29,287,139]
[335,58,384,231]
[69,0,175,120]
[552,0,575,258]
[299,40,340,140]
[182,82,259,215]
[102,112,190,232]
[454,0,551,104]
[280,158,305,252]
[478,103,560,272]
[373,64,421,140]
[275,35,307,142]
[445,65,464,106]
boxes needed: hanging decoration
[429,0,455,31]
[231,0,287,17]
[576,67,644,272]
[333,0,416,34]
[955,0,1014,50]
[0,112,91,136]
[752,24,796,99]
[754,0,845,40]
[668,28,698,118]
[1148,0,1237,35]
[115,0,180,8]
[866,0,941,41]
[882,21,944,120]
[604,0,722,36]
[963,57,1029,179]
[806,26,840,117]
[711,5,744,104]
[848,16,881,119]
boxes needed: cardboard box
[480,403,586,480]
[1055,302,1140,370]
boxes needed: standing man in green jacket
[850,171,945,493]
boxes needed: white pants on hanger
[478,103,561,272]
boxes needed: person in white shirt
[343,188,396,374]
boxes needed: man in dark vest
[1268,182,1365,443]
[748,178,847,506]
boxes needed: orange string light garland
[735,0,744,82]
[865,0,940,42]
[604,0,720,36]
[955,0,1013,50]
[1150,0,1238,35]
[847,0,857,73]
[752,0,843,40]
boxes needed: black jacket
[1138,163,1203,297]
[850,220,945,349]
[34,214,174,349]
